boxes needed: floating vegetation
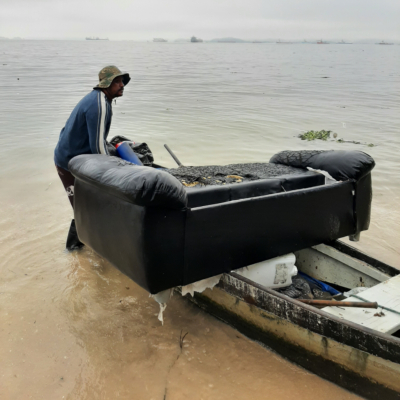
[337,139,376,147]
[337,138,360,144]
[298,130,331,141]
[298,130,376,147]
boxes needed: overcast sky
[1,0,399,41]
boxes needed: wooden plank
[323,274,400,334]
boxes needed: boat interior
[282,242,400,337]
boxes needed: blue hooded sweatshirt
[54,89,112,171]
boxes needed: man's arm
[86,91,109,155]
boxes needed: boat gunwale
[222,255,400,365]
[328,240,400,277]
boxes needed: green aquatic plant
[298,130,331,141]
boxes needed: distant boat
[377,40,394,45]
[153,38,167,42]
[317,39,329,44]
[276,39,293,44]
[191,36,203,43]
[86,37,108,40]
[337,40,352,44]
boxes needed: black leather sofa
[69,150,375,294]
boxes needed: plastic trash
[110,136,154,166]
[235,253,298,289]
[115,142,143,166]
[298,271,340,295]
[181,274,223,297]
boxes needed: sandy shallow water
[1,40,399,399]
[0,151,361,399]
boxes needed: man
[54,65,130,250]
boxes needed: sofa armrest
[69,154,188,210]
[270,150,375,181]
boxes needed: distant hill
[210,37,248,43]
[0,37,10,40]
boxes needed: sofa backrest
[186,172,324,208]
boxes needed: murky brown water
[0,155,360,399]
[1,40,399,399]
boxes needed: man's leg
[55,165,84,250]
[55,164,75,208]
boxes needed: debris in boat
[374,311,386,317]
[168,162,307,187]
[279,275,313,299]
[299,299,378,308]
[236,254,297,289]
[279,271,341,300]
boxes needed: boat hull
[183,251,400,399]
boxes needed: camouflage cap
[93,65,130,89]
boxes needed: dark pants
[55,164,83,250]
[55,164,75,208]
